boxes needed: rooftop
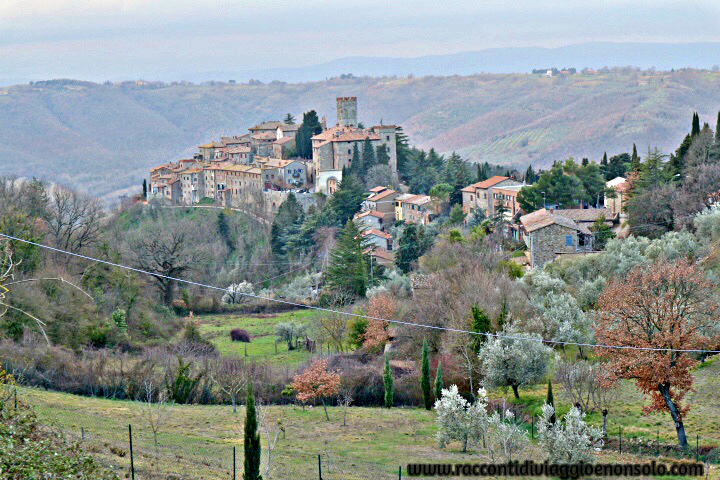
[362,228,392,239]
[312,126,380,143]
[355,210,386,219]
[250,121,284,131]
[367,189,397,202]
[520,208,592,235]
[461,176,513,192]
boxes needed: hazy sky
[2,0,720,82]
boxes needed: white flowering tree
[537,405,603,463]
[435,385,489,453]
[478,325,553,399]
[221,281,254,304]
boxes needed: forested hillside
[2,69,720,198]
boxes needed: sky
[2,0,720,83]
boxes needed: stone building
[520,208,596,268]
[605,177,628,218]
[311,97,398,194]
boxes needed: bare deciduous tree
[257,402,283,479]
[209,358,247,414]
[46,186,102,255]
[141,380,171,446]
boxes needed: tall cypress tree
[630,144,641,172]
[496,301,508,332]
[546,380,556,425]
[350,142,362,176]
[692,111,701,137]
[434,360,443,401]
[376,144,390,165]
[383,352,394,408]
[142,179,147,199]
[362,137,377,172]
[244,381,263,480]
[600,152,608,179]
[420,339,432,410]
[715,112,720,146]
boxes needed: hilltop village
[148,96,629,269]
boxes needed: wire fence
[64,422,406,480]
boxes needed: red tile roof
[362,228,391,239]
[461,176,512,192]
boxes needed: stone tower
[336,97,358,127]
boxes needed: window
[386,135,390,141]
[565,235,574,247]
[348,149,352,154]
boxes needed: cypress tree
[434,360,443,401]
[244,381,263,480]
[630,144,641,172]
[546,380,556,425]
[496,301,508,332]
[376,144,390,165]
[470,305,491,353]
[715,112,720,146]
[351,142,362,175]
[383,352,394,408]
[692,111,701,137]
[420,339,432,410]
[142,179,147,199]
[362,137,377,171]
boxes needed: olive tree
[479,325,553,399]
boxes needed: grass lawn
[196,310,318,365]
[21,353,720,480]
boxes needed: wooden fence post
[318,454,322,480]
[128,424,135,480]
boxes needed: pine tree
[142,179,147,199]
[470,305,491,353]
[326,220,368,297]
[383,352,394,408]
[581,157,589,166]
[421,339,432,410]
[434,360,443,401]
[524,165,537,184]
[325,175,365,226]
[546,380,556,425]
[244,381,263,480]
[395,223,421,273]
[270,194,303,258]
[284,113,295,125]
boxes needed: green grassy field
[196,310,317,365]
[21,355,720,479]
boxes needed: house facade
[520,208,596,268]
[462,176,523,218]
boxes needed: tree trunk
[601,410,608,438]
[659,383,688,448]
[462,436,468,453]
[163,281,175,305]
[511,384,520,399]
[321,398,330,421]
[232,395,237,414]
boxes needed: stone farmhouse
[520,207,618,268]
[461,175,523,219]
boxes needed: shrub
[171,299,189,316]
[538,405,603,463]
[230,329,251,343]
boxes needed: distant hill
[1,70,720,199]
[233,42,720,84]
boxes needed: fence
[65,422,407,480]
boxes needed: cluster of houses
[460,175,629,268]
[148,96,399,215]
[148,94,631,271]
[351,186,436,267]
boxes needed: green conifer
[383,352,394,408]
[421,339,432,410]
[434,360,443,401]
[244,381,263,480]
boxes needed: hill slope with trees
[2,69,720,197]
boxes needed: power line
[0,232,718,354]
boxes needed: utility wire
[0,232,718,354]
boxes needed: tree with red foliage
[362,293,398,352]
[291,359,341,421]
[595,260,718,448]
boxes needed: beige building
[362,187,399,216]
[462,176,523,218]
[605,177,628,218]
[398,194,433,225]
